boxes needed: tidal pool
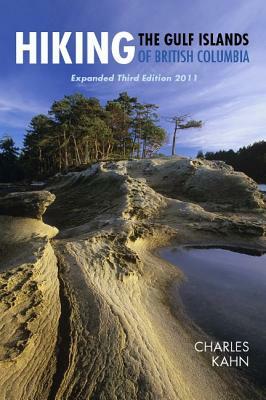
[159,246,266,387]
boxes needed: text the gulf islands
[16,32,250,64]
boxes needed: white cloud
[176,95,266,150]
[0,89,48,129]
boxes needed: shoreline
[128,234,246,399]
[153,238,266,398]
[1,157,266,399]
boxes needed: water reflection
[160,246,266,387]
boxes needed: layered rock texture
[0,217,59,400]
[0,157,265,400]
[121,157,264,209]
[0,191,55,219]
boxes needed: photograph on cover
[0,1,266,399]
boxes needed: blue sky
[0,0,266,157]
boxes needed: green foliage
[1,92,167,181]
[204,141,266,183]
[196,150,204,159]
[168,114,203,155]
[0,136,23,182]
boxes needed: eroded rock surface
[0,217,59,400]
[1,157,266,400]
[113,157,264,210]
[0,191,55,219]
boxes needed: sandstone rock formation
[0,216,59,400]
[0,158,265,400]
[0,191,55,219]
[118,157,264,210]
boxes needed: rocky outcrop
[0,191,55,220]
[43,159,265,397]
[183,163,262,209]
[1,157,266,400]
[110,158,264,210]
[0,189,59,400]
[0,217,60,400]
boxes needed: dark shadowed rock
[0,191,55,219]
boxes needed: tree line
[0,92,167,181]
[197,141,266,183]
